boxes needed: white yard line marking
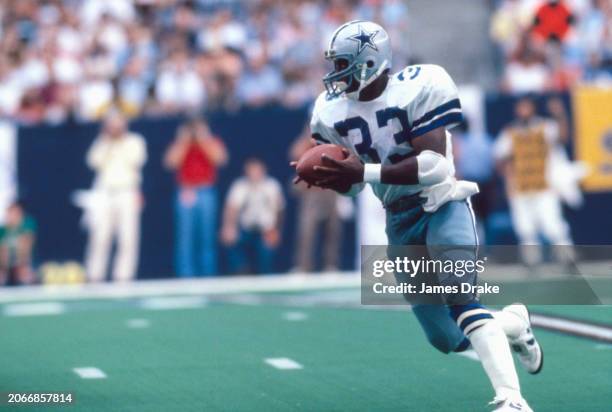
[73,367,107,379]
[283,311,308,321]
[531,314,612,343]
[456,350,479,362]
[1,262,610,304]
[3,302,65,317]
[222,294,264,305]
[126,318,150,329]
[140,296,206,310]
[595,344,612,350]
[264,358,303,370]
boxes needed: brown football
[296,143,347,185]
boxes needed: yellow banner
[574,86,612,192]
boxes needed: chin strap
[346,59,389,100]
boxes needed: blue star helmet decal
[348,26,379,54]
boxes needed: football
[296,143,347,185]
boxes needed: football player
[296,21,543,411]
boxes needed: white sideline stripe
[126,318,150,328]
[73,367,107,379]
[0,272,360,303]
[283,311,308,321]
[456,350,479,362]
[3,302,65,317]
[265,358,303,370]
[1,262,611,304]
[595,344,612,350]
[531,314,612,342]
[222,294,264,305]
[140,296,206,310]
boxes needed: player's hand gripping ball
[295,144,346,184]
[293,144,363,193]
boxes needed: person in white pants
[85,112,147,282]
[494,97,574,265]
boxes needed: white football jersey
[310,64,464,207]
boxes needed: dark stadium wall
[16,106,357,279]
[17,97,612,280]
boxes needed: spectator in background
[164,118,227,277]
[502,34,550,93]
[221,158,284,274]
[0,58,23,117]
[85,111,146,282]
[5,0,609,124]
[493,97,574,265]
[580,0,612,83]
[197,9,247,53]
[77,52,115,121]
[490,0,535,58]
[155,49,206,113]
[236,47,284,107]
[0,202,36,286]
[289,130,341,273]
[117,56,151,117]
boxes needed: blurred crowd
[491,0,612,93]
[0,0,408,125]
[1,0,610,126]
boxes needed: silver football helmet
[323,20,392,99]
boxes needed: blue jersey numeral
[334,117,381,163]
[376,107,410,144]
[397,66,421,81]
[334,106,410,163]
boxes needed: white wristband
[363,163,382,183]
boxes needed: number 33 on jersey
[310,64,462,165]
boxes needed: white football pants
[85,189,141,282]
[509,190,573,264]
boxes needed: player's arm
[377,126,447,185]
[314,126,447,187]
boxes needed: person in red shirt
[164,118,228,276]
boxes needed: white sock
[492,311,524,339]
[467,319,521,399]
